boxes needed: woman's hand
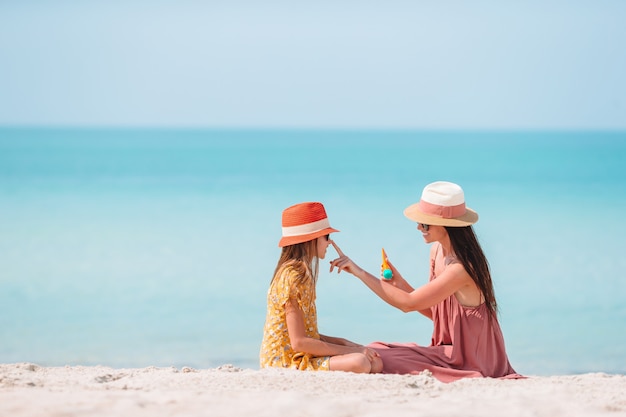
[384,257,414,292]
[328,240,363,276]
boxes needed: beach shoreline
[1,363,625,417]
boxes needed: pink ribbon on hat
[418,200,466,218]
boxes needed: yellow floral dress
[259,265,330,370]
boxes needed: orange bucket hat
[278,202,339,247]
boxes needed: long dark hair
[270,239,320,286]
[445,226,497,319]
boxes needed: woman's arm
[384,259,414,292]
[329,241,472,313]
[381,258,432,319]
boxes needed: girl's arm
[319,334,360,347]
[285,298,377,359]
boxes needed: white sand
[1,363,625,417]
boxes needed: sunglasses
[418,223,430,231]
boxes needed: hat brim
[403,203,478,227]
[278,227,339,247]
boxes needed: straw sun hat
[278,202,339,247]
[403,181,479,227]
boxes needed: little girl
[260,202,382,373]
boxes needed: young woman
[329,182,522,382]
[260,201,382,373]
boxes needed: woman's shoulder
[444,254,460,267]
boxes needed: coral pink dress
[368,244,522,383]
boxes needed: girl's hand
[361,347,381,364]
[328,240,363,276]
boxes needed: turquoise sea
[1,128,625,376]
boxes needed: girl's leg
[370,355,384,373]
[328,353,374,374]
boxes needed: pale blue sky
[1,1,625,129]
